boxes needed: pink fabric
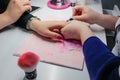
[15,33,84,70]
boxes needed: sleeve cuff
[115,17,120,28]
[14,12,34,29]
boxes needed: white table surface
[0,0,106,80]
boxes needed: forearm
[0,0,11,29]
[95,14,119,30]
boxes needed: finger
[61,29,70,40]
[17,0,31,9]
[72,16,83,21]
[20,0,30,4]
[23,1,31,6]
[49,21,68,30]
[23,1,32,11]
[24,6,32,11]
[50,25,63,31]
[72,7,76,16]
[42,30,63,40]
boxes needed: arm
[72,6,119,30]
[61,20,120,80]
[0,0,31,29]
[83,37,120,80]
[0,13,14,29]
[95,14,119,30]
[0,0,68,40]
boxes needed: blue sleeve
[83,36,120,80]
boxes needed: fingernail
[57,36,64,40]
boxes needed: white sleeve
[115,17,120,28]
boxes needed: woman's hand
[61,20,94,45]
[72,5,100,24]
[4,0,32,23]
[72,5,119,30]
[29,20,68,40]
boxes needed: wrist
[2,12,14,24]
[3,11,16,24]
[0,12,14,29]
[93,13,103,25]
[26,16,41,30]
[79,26,95,45]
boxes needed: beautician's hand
[29,20,68,40]
[4,0,32,23]
[72,5,100,24]
[72,5,119,30]
[61,20,95,45]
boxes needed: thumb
[44,30,63,41]
[72,16,85,21]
